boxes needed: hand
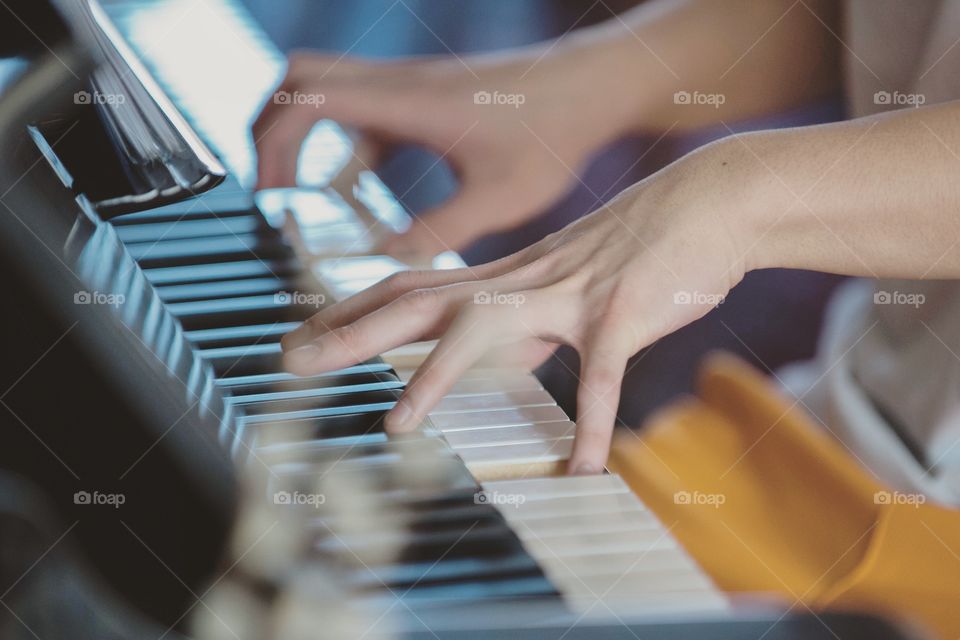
[252,45,639,260]
[280,144,751,473]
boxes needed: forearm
[548,0,841,137]
[708,101,960,279]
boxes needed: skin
[254,0,960,473]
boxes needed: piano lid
[11,0,226,217]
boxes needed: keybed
[98,0,729,623]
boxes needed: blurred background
[243,0,847,428]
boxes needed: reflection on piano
[0,0,913,638]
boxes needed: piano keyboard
[93,0,730,621]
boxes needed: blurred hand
[253,49,631,260]
[280,145,751,473]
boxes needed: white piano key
[256,188,357,229]
[430,389,556,414]
[302,224,374,256]
[380,341,436,369]
[502,510,660,537]
[443,374,543,396]
[456,439,574,466]
[443,422,576,448]
[546,568,715,596]
[314,255,406,290]
[395,367,534,383]
[483,474,630,500]
[429,405,568,431]
[503,492,649,519]
[533,548,701,578]
[519,528,678,558]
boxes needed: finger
[479,338,559,370]
[567,327,633,475]
[384,306,500,433]
[283,287,455,375]
[387,289,568,433]
[254,100,325,189]
[281,251,533,351]
[282,270,478,351]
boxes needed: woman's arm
[724,100,960,279]
[279,82,954,479]
[573,0,841,134]
[253,0,839,257]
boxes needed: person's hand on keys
[280,142,749,474]
[253,46,639,260]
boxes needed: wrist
[655,135,778,277]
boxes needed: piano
[0,1,913,638]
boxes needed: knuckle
[331,322,362,351]
[382,270,421,297]
[401,287,443,314]
[304,312,332,334]
[585,366,622,395]
[509,254,554,283]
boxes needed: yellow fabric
[609,353,960,639]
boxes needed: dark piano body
[0,1,916,639]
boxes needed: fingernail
[573,463,598,476]
[285,344,321,369]
[387,400,413,431]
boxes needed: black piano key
[377,575,557,601]
[186,322,299,349]
[237,386,402,417]
[326,524,527,565]
[169,296,312,330]
[247,410,392,443]
[228,377,403,406]
[215,362,395,391]
[242,398,398,425]
[157,276,292,302]
[261,436,456,469]
[114,215,264,243]
[201,343,290,377]
[145,259,296,286]
[374,487,484,513]
[357,557,552,596]
[111,205,256,226]
[347,554,542,591]
[129,234,289,269]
